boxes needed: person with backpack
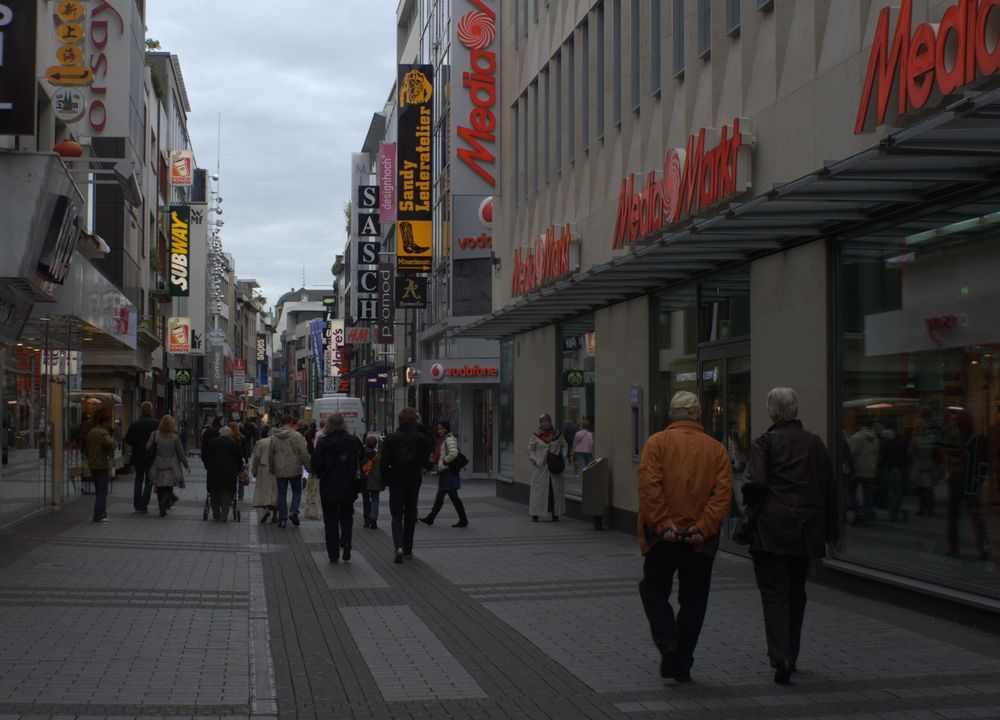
[381,407,434,563]
[361,435,384,529]
[528,413,567,522]
[420,420,469,527]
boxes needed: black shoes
[329,554,338,563]
[342,547,351,562]
[773,660,794,685]
[552,515,559,522]
[290,512,300,527]
[452,520,469,527]
[660,646,690,682]
[394,548,404,564]
[159,509,167,518]
[370,520,377,529]
[532,515,539,522]
[419,516,434,526]
[278,521,287,528]
[260,510,270,524]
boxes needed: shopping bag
[304,473,322,520]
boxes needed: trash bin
[581,457,610,530]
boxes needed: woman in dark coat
[743,387,839,685]
[206,426,243,521]
[311,414,361,562]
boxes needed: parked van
[309,395,366,438]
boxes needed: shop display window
[498,340,515,478]
[838,231,1000,598]
[559,314,595,484]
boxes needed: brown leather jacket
[637,419,733,555]
[745,420,839,558]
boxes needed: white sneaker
[98,518,110,523]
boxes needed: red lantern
[53,139,84,158]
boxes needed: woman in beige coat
[145,415,190,517]
[251,435,279,523]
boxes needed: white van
[310,395,366,438]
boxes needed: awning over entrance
[454,88,1000,339]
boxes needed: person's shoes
[342,547,351,562]
[674,672,692,683]
[290,512,300,527]
[660,646,681,679]
[453,520,469,527]
[403,552,413,560]
[329,555,339,563]
[552,515,559,522]
[159,509,167,518]
[370,520,378,530]
[532,515,539,522]
[363,519,371,528]
[278,521,287,528]
[774,660,794,685]
[260,510,270,524]
[419,516,434,525]
[96,518,110,523]
[272,513,279,523]
[394,548,404,564]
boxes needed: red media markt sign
[453,0,498,190]
[855,0,1000,134]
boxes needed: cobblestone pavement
[0,468,998,719]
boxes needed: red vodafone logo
[479,196,493,226]
[429,362,499,380]
[431,363,445,379]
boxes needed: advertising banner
[183,203,208,354]
[377,263,395,343]
[309,318,325,377]
[453,195,493,258]
[0,0,37,136]
[208,346,224,391]
[255,333,268,386]
[167,317,191,354]
[330,318,345,348]
[168,206,191,297]
[379,143,396,223]
[233,358,246,393]
[82,0,137,137]
[396,275,427,309]
[397,64,434,273]
[451,0,498,195]
[169,150,194,186]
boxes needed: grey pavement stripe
[340,605,488,702]
[309,550,391,589]
[248,510,279,716]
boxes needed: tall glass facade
[837,228,1000,598]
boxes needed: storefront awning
[454,87,1000,339]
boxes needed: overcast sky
[145,1,398,312]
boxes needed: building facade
[458,0,1000,606]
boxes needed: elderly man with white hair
[743,387,838,685]
[637,390,732,683]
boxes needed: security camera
[211,174,219,181]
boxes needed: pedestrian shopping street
[0,466,998,720]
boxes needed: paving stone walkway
[0,467,998,719]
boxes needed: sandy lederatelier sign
[397,64,433,273]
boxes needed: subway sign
[168,206,190,297]
[855,0,1000,134]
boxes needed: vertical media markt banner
[0,0,37,136]
[397,64,433,274]
[168,206,190,297]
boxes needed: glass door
[699,346,751,554]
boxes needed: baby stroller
[202,493,241,522]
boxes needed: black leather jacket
[745,420,839,558]
[380,424,433,488]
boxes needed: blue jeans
[574,452,592,471]
[132,463,153,511]
[92,469,110,521]
[276,476,302,522]
[363,490,380,522]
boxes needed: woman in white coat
[528,413,567,522]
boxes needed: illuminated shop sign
[426,361,500,383]
[612,118,752,249]
[452,0,498,192]
[168,205,190,297]
[855,0,1000,134]
[511,224,579,296]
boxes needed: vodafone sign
[419,359,500,384]
[451,0,498,194]
[855,0,1000,134]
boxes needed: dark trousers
[390,480,421,553]
[426,488,467,522]
[362,490,381,522]
[211,488,234,520]
[132,463,153,511]
[156,487,176,515]
[751,550,811,668]
[91,469,110,522]
[638,541,714,672]
[322,500,354,559]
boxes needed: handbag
[238,466,250,486]
[545,440,565,474]
[144,438,156,465]
[447,451,469,472]
[732,484,767,545]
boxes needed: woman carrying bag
[420,420,468,527]
[145,415,190,518]
[527,413,567,522]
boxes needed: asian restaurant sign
[511,224,579,296]
[855,0,1000,134]
[612,118,752,249]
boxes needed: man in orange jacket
[637,391,732,682]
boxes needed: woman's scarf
[534,428,559,443]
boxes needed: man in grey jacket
[268,414,312,528]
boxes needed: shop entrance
[699,344,751,555]
[472,388,493,474]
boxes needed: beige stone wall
[750,240,828,446]
[512,324,558,487]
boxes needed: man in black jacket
[125,401,159,513]
[381,407,433,563]
[201,417,223,518]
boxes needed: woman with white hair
[743,387,839,685]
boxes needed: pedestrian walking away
[381,407,434,563]
[268,414,312,528]
[311,414,362,562]
[527,414,567,522]
[84,414,116,523]
[361,435,384,529]
[124,401,159,513]
[251,433,279,523]
[205,426,243,521]
[145,414,190,517]
[744,387,839,685]
[571,419,594,473]
[420,420,468,527]
[637,391,732,683]
[201,416,223,506]
[230,421,250,500]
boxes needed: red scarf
[534,429,559,443]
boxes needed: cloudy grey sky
[145,1,398,312]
